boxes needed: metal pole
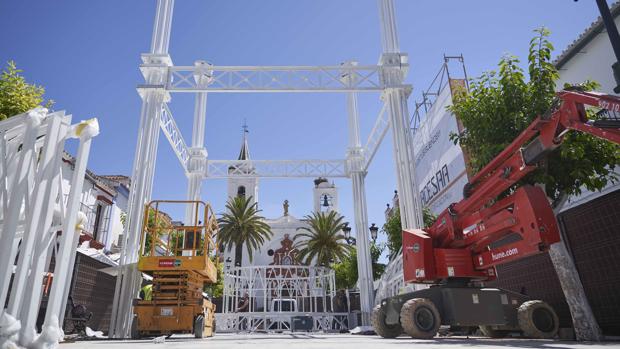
[343,61,374,326]
[110,0,174,338]
[595,0,620,93]
[185,61,210,224]
[377,0,423,229]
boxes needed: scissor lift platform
[132,200,218,339]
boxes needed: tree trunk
[234,243,243,268]
[549,195,602,341]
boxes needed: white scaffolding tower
[110,0,423,337]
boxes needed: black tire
[371,304,402,338]
[194,315,205,339]
[479,325,509,338]
[518,300,559,339]
[400,298,441,339]
[130,317,140,340]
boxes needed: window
[93,204,103,241]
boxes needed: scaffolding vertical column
[185,61,212,224]
[342,61,374,327]
[377,0,423,230]
[110,0,174,338]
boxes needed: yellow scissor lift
[132,200,218,339]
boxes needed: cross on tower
[242,118,249,134]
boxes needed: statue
[283,200,289,216]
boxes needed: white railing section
[218,265,347,332]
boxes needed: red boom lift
[372,89,620,339]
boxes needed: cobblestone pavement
[62,333,620,349]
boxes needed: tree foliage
[142,207,171,255]
[449,28,620,204]
[217,196,272,266]
[333,243,386,290]
[382,207,437,258]
[204,260,224,298]
[0,61,53,120]
[294,211,353,266]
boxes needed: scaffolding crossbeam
[160,104,190,172]
[363,103,390,171]
[206,159,348,178]
[161,65,408,92]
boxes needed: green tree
[217,196,272,267]
[447,28,616,341]
[0,61,53,120]
[382,207,436,258]
[142,207,171,255]
[333,243,386,290]
[204,260,224,298]
[294,211,353,266]
[449,28,619,204]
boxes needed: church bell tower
[313,177,338,213]
[227,123,258,205]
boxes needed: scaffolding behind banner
[217,265,349,332]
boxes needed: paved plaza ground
[62,333,620,349]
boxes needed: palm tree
[294,211,353,266]
[217,196,272,268]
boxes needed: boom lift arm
[403,89,620,284]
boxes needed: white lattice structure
[111,0,425,337]
[216,266,348,332]
[0,108,99,348]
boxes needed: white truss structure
[217,266,348,332]
[162,65,397,93]
[111,0,424,337]
[0,108,99,347]
[160,104,189,172]
[363,103,390,172]
[207,159,348,178]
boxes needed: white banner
[412,80,469,215]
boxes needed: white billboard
[412,80,469,215]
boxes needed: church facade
[221,131,339,272]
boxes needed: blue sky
[0,1,610,250]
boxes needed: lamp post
[342,223,354,245]
[369,223,378,243]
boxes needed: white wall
[557,16,620,94]
[556,15,620,212]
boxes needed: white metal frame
[110,0,423,337]
[0,108,99,347]
[217,265,347,332]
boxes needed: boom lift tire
[478,325,509,338]
[194,315,205,339]
[400,298,441,339]
[518,300,559,339]
[371,304,402,338]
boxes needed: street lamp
[342,223,353,244]
[369,223,378,243]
